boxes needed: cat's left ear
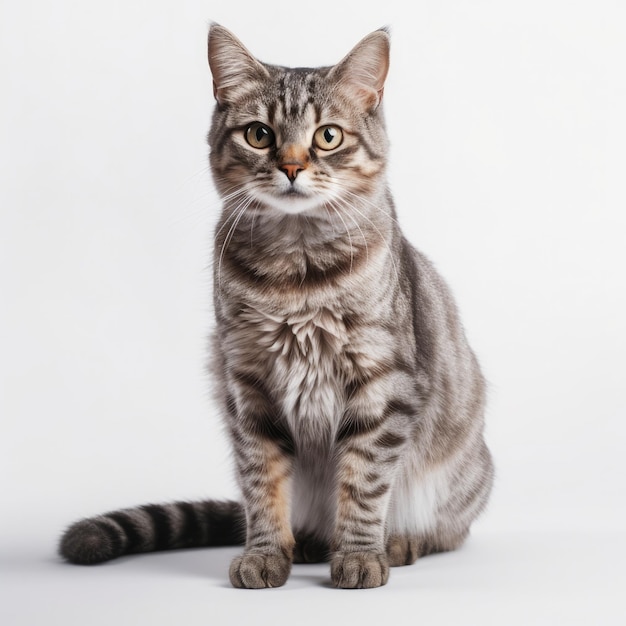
[329,28,390,111]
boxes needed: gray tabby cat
[59,24,494,589]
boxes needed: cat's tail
[59,499,245,565]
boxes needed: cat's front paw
[330,551,389,589]
[229,552,292,589]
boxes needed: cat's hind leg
[386,529,468,566]
[386,534,421,566]
[386,442,493,567]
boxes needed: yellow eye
[314,125,343,151]
[245,122,275,149]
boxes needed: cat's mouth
[282,187,305,197]
[256,187,324,215]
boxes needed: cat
[59,24,494,589]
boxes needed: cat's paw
[229,552,292,589]
[330,551,389,589]
[386,534,421,567]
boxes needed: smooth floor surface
[2,530,624,626]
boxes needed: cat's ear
[329,28,390,111]
[207,24,269,106]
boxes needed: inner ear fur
[208,24,269,106]
[329,29,390,111]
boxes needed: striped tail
[59,500,245,565]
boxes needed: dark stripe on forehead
[312,102,322,125]
[275,68,319,121]
[267,100,277,125]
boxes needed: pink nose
[279,162,304,182]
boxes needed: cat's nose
[279,162,305,182]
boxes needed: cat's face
[207,26,390,218]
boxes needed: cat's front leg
[228,431,294,588]
[331,389,414,589]
[225,381,295,589]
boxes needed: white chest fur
[238,305,350,444]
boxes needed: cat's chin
[256,192,326,216]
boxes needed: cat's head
[207,25,390,217]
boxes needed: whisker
[217,196,254,286]
[326,187,400,284]
[344,200,400,283]
[249,206,259,247]
[213,188,253,243]
[333,198,369,266]
[341,188,402,227]
[326,202,354,275]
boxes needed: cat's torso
[214,208,407,452]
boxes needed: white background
[1,0,625,624]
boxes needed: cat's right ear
[207,24,269,106]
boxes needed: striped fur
[59,25,494,589]
[59,501,244,565]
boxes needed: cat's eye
[314,125,343,151]
[245,122,275,149]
